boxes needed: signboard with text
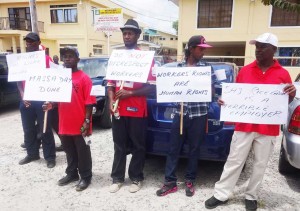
[105,50,155,83]
[156,66,212,103]
[6,51,46,82]
[23,68,72,102]
[220,83,288,124]
[94,8,123,32]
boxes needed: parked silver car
[279,77,300,174]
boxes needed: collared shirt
[174,61,216,119]
[234,60,292,136]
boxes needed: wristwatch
[85,118,90,124]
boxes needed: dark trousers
[60,135,92,180]
[20,101,56,161]
[164,114,207,184]
[111,116,147,183]
[51,107,62,143]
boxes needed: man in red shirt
[107,19,155,193]
[18,32,56,168]
[44,47,96,191]
[205,33,296,211]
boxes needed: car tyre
[278,141,296,174]
[99,97,112,129]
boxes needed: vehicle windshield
[78,58,108,78]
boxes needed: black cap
[60,46,80,58]
[24,32,40,41]
[187,35,212,48]
[120,19,142,34]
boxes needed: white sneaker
[109,182,123,193]
[129,181,142,193]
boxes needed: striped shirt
[174,61,216,119]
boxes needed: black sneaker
[245,199,257,211]
[185,182,195,197]
[156,183,178,196]
[205,196,228,209]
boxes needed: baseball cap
[60,46,80,58]
[24,32,40,41]
[120,19,142,34]
[188,35,212,48]
[249,33,278,47]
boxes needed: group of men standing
[16,19,296,211]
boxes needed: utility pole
[29,0,39,34]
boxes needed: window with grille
[197,0,233,28]
[50,5,78,23]
[93,45,103,55]
[276,47,300,67]
[271,0,300,26]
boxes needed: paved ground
[0,105,300,211]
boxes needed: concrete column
[19,35,25,53]
[12,36,17,53]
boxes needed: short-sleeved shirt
[107,51,155,118]
[234,60,292,136]
[174,61,216,119]
[58,70,96,135]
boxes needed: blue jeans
[164,114,206,184]
[20,101,56,161]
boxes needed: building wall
[178,0,300,79]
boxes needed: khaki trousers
[214,131,276,201]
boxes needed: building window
[50,5,78,23]
[197,0,233,28]
[271,0,300,26]
[93,45,103,55]
[276,47,300,67]
[170,38,174,40]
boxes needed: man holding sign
[205,33,296,211]
[107,19,155,193]
[17,32,56,168]
[156,35,215,197]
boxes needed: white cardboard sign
[6,51,46,82]
[105,50,155,83]
[156,66,212,103]
[23,68,72,102]
[220,83,288,124]
[90,85,106,96]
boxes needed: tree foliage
[261,0,300,12]
[172,20,178,34]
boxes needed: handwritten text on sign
[105,50,155,83]
[156,66,212,103]
[23,68,72,102]
[6,51,46,82]
[220,83,288,124]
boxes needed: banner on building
[94,8,123,32]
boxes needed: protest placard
[220,83,288,124]
[94,8,123,32]
[156,66,212,103]
[91,85,106,96]
[23,68,72,102]
[105,50,155,83]
[294,82,300,98]
[6,51,46,82]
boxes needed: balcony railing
[0,17,44,33]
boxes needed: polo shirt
[234,60,292,136]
